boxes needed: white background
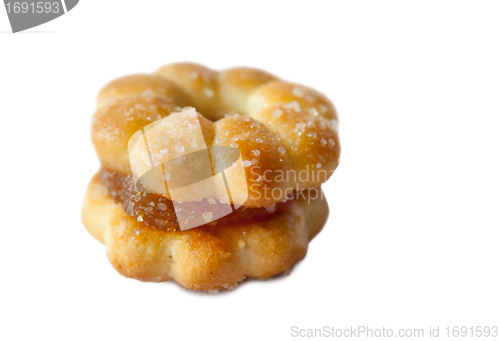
[1,1,499,340]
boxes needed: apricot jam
[99,168,293,231]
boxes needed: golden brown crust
[96,74,189,110]
[154,63,221,120]
[82,173,329,292]
[91,94,176,174]
[91,63,340,207]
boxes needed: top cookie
[91,62,340,208]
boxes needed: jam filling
[100,168,293,231]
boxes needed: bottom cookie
[82,173,329,292]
